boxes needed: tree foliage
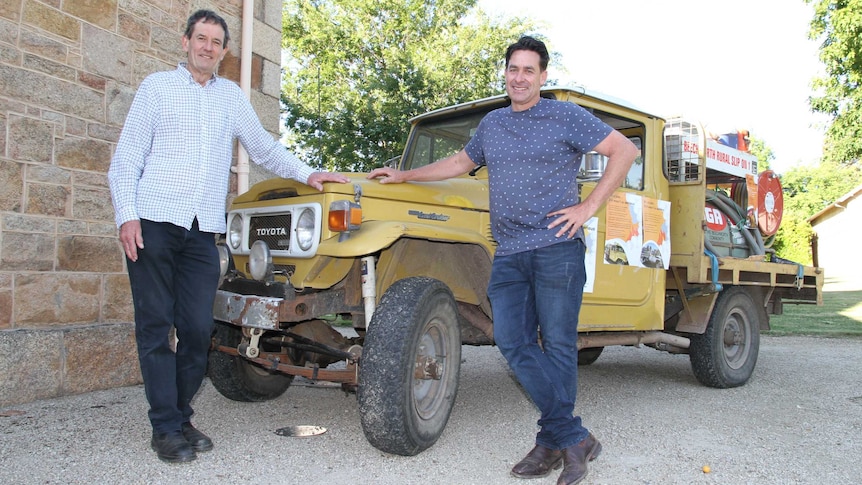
[771,209,816,265]
[780,159,860,215]
[806,0,862,165]
[748,136,773,172]
[280,0,538,172]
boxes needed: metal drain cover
[275,425,327,437]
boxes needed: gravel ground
[1,335,860,484]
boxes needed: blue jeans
[488,239,588,450]
[126,219,220,434]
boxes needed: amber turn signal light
[328,200,362,232]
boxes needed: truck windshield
[401,98,645,193]
[401,111,490,170]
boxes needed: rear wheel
[358,277,461,456]
[208,321,293,401]
[689,287,760,388]
[577,347,604,366]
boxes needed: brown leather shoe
[511,444,563,479]
[557,433,602,485]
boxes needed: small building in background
[809,184,862,291]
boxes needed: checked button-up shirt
[108,62,315,234]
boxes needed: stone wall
[0,0,285,407]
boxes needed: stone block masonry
[0,0,285,407]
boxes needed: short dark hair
[505,36,550,71]
[184,9,230,47]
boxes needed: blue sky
[478,0,827,173]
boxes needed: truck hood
[234,172,490,212]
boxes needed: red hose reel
[756,170,783,236]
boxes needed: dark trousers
[126,219,220,433]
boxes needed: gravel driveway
[1,335,860,484]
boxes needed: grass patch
[767,288,862,337]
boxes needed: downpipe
[578,331,690,353]
[234,0,254,194]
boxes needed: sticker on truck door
[603,193,670,270]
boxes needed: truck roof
[409,85,664,124]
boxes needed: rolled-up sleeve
[233,90,316,185]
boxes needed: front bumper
[212,271,366,330]
[213,290,282,330]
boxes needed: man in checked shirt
[108,9,348,463]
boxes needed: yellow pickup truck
[209,87,822,456]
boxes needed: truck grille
[249,214,292,250]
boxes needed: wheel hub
[414,355,443,380]
[722,312,750,369]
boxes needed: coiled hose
[705,189,765,256]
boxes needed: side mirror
[383,156,401,169]
[577,151,608,182]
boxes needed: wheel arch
[375,238,493,316]
[669,284,770,334]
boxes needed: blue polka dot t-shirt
[464,97,613,256]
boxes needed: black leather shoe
[151,431,196,463]
[557,433,602,485]
[182,422,213,452]
[511,444,563,479]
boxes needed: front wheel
[358,277,462,456]
[689,286,760,388]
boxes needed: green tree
[748,136,773,172]
[281,0,539,172]
[780,160,859,215]
[806,0,862,165]
[771,209,815,265]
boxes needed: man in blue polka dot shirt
[369,36,637,485]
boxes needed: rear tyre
[358,277,461,456]
[689,286,760,388]
[208,321,293,401]
[577,347,604,366]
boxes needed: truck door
[573,103,667,332]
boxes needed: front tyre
[358,277,462,456]
[208,321,293,401]
[689,286,760,388]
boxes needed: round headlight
[228,215,243,250]
[249,240,272,281]
[217,245,231,277]
[296,208,315,251]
